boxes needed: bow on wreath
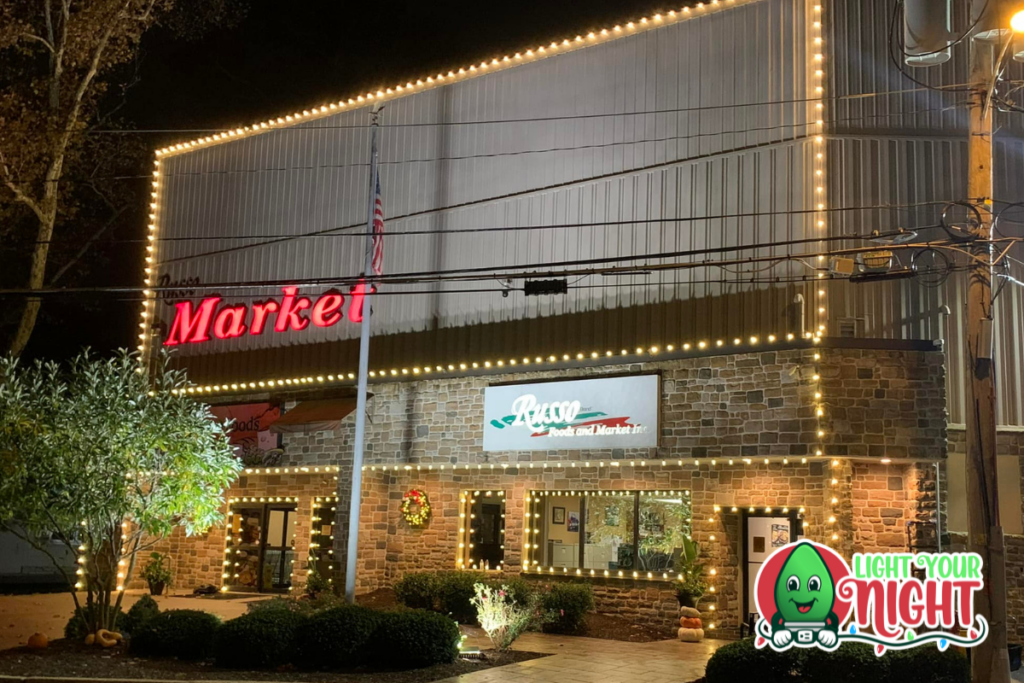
[401,489,432,527]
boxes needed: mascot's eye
[808,576,822,592]
[786,576,800,591]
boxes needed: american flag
[371,172,385,277]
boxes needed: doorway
[226,503,297,593]
[741,510,801,619]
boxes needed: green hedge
[292,605,383,669]
[122,595,160,635]
[393,571,537,624]
[541,583,594,634]
[214,609,308,669]
[130,609,221,660]
[372,610,461,669]
[64,605,125,640]
[705,639,970,683]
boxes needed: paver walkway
[447,629,726,683]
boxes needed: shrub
[704,638,971,683]
[373,610,460,668]
[131,609,221,660]
[122,595,161,635]
[393,570,486,623]
[488,576,534,606]
[541,582,594,634]
[801,643,887,683]
[704,637,801,683]
[64,605,125,640]
[246,596,305,614]
[886,646,969,683]
[393,572,440,611]
[436,571,485,623]
[292,605,382,669]
[472,583,537,651]
[214,609,308,669]
[140,552,173,589]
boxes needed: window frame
[526,489,693,579]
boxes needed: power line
[8,85,985,137]
[15,200,959,247]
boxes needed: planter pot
[148,581,165,596]
[677,594,699,609]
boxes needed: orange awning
[269,398,358,433]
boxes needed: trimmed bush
[886,646,969,683]
[704,637,802,683]
[394,571,440,611]
[372,610,460,668]
[541,582,594,634]
[801,643,887,683]
[704,638,971,683]
[214,609,308,669]
[130,609,221,660]
[292,605,382,669]
[64,605,125,640]
[393,570,486,623]
[122,595,160,635]
[246,596,306,614]
[436,571,485,623]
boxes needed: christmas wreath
[401,489,431,527]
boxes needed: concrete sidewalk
[453,629,726,683]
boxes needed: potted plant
[141,552,172,596]
[675,536,708,608]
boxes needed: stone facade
[156,343,947,639]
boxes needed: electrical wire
[16,201,961,247]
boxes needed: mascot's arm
[770,612,787,632]
[824,611,839,633]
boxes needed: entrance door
[227,503,297,593]
[742,513,798,618]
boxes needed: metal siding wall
[152,0,814,364]
[824,1,1024,425]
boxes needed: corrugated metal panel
[151,0,818,365]
[828,136,1024,426]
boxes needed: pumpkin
[84,634,96,646]
[26,633,48,649]
[680,617,703,629]
[95,629,122,648]
[678,626,705,642]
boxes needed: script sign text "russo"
[163,284,373,346]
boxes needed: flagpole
[345,105,381,603]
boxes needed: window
[224,500,298,593]
[457,490,506,571]
[527,490,692,577]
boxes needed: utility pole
[964,1,1008,681]
[344,105,382,604]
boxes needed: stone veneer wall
[153,344,946,638]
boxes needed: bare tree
[0,0,241,356]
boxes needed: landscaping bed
[0,638,545,683]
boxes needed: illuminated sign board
[163,284,373,346]
[482,375,659,451]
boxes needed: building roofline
[153,0,753,159]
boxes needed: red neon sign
[164,284,375,346]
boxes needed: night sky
[19,0,668,361]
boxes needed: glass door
[225,502,296,593]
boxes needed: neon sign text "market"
[164,284,373,346]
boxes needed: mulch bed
[0,639,545,683]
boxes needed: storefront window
[458,490,505,571]
[527,490,692,577]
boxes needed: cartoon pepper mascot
[769,541,840,649]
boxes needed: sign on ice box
[482,375,659,452]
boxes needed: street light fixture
[1013,10,1024,33]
